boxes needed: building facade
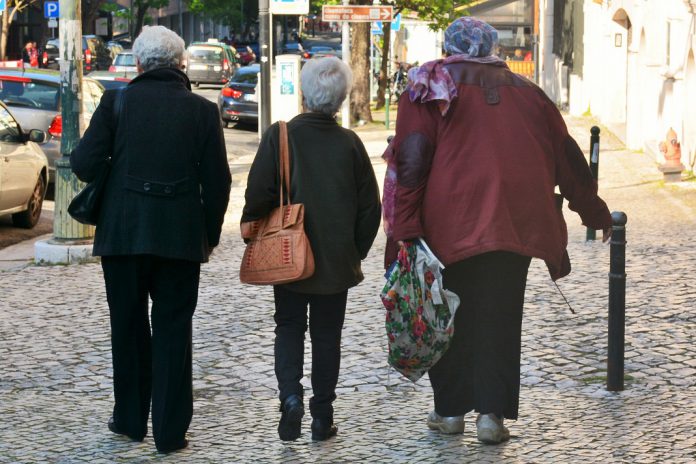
[539,0,696,169]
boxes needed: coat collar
[129,67,191,90]
[291,112,339,126]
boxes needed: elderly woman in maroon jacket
[385,17,612,444]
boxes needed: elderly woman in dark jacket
[71,26,231,453]
[386,17,612,444]
[242,57,381,442]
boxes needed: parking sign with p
[44,1,59,18]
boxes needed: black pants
[428,251,532,420]
[273,286,347,419]
[101,255,200,449]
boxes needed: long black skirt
[428,251,532,420]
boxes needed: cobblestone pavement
[1,116,696,463]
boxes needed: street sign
[322,5,393,22]
[48,18,58,28]
[371,22,383,35]
[270,0,309,15]
[44,1,59,18]
[0,0,5,12]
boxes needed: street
[1,113,696,462]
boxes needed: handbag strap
[278,121,292,223]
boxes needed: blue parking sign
[44,1,59,19]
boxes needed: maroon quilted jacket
[388,61,612,280]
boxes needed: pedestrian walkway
[1,115,695,463]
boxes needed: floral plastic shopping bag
[381,239,460,382]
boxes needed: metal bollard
[586,126,601,241]
[607,211,627,391]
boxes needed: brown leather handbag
[239,121,315,285]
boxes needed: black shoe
[107,417,145,442]
[311,418,338,441]
[278,394,304,441]
[156,439,189,454]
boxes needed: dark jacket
[389,61,612,280]
[71,68,231,263]
[242,113,381,294]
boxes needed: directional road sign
[322,5,393,22]
[270,0,309,15]
[44,1,59,18]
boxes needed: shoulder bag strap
[278,121,291,204]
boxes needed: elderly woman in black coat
[242,57,381,442]
[71,26,231,453]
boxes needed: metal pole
[384,27,390,129]
[607,211,627,392]
[341,0,350,129]
[586,126,601,241]
[54,0,92,240]
[259,0,271,135]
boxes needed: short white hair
[133,26,185,72]
[300,57,352,116]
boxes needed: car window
[114,54,136,66]
[82,81,103,114]
[0,105,22,143]
[230,71,258,84]
[0,78,59,111]
[188,46,223,63]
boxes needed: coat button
[143,182,151,191]
[164,186,173,194]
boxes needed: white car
[0,100,48,228]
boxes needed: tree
[82,0,108,35]
[133,0,171,38]
[186,0,259,37]
[1,0,38,61]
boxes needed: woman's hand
[602,228,612,243]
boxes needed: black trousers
[101,255,200,449]
[428,251,532,420]
[273,286,347,419]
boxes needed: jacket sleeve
[241,123,279,223]
[70,90,116,182]
[391,96,440,241]
[546,101,612,230]
[353,134,382,260]
[199,103,232,249]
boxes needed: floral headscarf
[407,17,503,116]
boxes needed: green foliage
[186,0,258,28]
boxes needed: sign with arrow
[322,5,393,22]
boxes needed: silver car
[109,50,137,73]
[0,69,104,183]
[0,101,48,228]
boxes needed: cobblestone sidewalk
[1,116,695,463]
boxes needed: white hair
[133,26,185,72]
[300,57,352,116]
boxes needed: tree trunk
[1,5,9,61]
[135,7,147,38]
[82,0,106,35]
[375,25,390,110]
[350,22,372,124]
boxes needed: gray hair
[300,57,352,116]
[133,26,185,72]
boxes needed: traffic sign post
[322,5,393,22]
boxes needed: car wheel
[12,175,46,229]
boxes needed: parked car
[234,42,258,65]
[309,46,342,60]
[0,69,104,183]
[44,36,113,73]
[106,41,124,60]
[281,42,310,60]
[87,70,135,90]
[185,40,238,87]
[0,100,48,228]
[218,63,258,126]
[109,50,137,73]
[41,39,59,70]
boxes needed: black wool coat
[242,112,381,294]
[71,68,231,263]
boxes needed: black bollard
[586,126,601,241]
[607,211,627,391]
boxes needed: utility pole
[49,0,93,249]
[259,0,271,135]
[341,0,350,129]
